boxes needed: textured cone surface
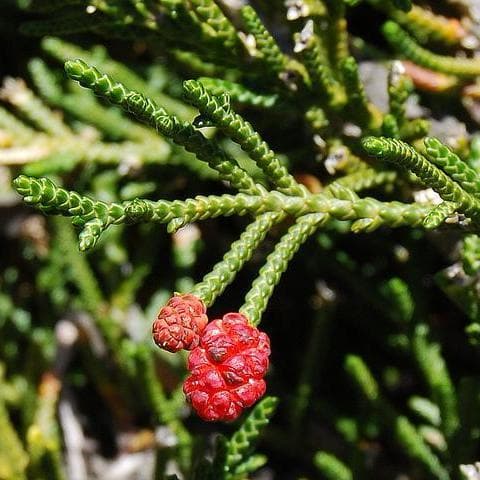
[184,312,270,421]
[152,294,208,352]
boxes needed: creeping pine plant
[5,0,480,478]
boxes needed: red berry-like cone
[183,312,270,421]
[152,294,208,353]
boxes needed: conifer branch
[326,1,349,67]
[394,416,449,480]
[28,58,155,143]
[386,62,412,134]
[399,118,430,142]
[42,37,193,119]
[345,355,449,480]
[412,325,459,440]
[197,77,278,108]
[314,452,352,480]
[240,213,326,325]
[329,169,398,194]
[13,174,435,251]
[64,59,259,195]
[362,136,480,222]
[186,0,239,53]
[423,201,459,229]
[225,396,278,476]
[367,1,465,46]
[383,21,480,77]
[190,212,284,307]
[424,137,480,197]
[395,5,464,45]
[340,56,380,129]
[0,78,72,137]
[239,6,289,79]
[462,234,480,276]
[182,79,308,196]
[294,22,346,108]
[379,277,414,323]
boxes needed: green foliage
[182,79,307,196]
[195,77,278,108]
[340,56,379,129]
[240,213,325,325]
[225,396,278,478]
[314,451,353,480]
[362,136,480,224]
[424,137,480,196]
[383,21,480,77]
[0,367,28,480]
[294,21,345,108]
[412,325,459,439]
[191,212,284,307]
[345,355,450,479]
[462,234,480,276]
[4,0,480,478]
[239,5,289,80]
